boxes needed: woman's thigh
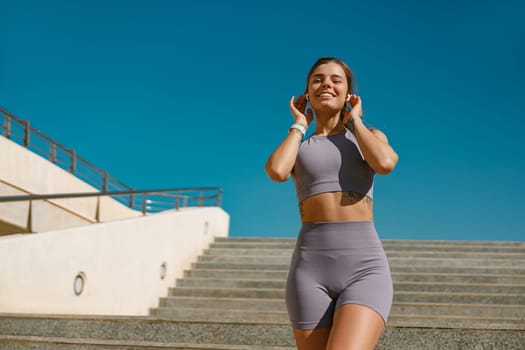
[326,304,385,350]
[293,327,331,350]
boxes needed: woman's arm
[265,128,303,182]
[344,95,398,175]
[265,95,313,182]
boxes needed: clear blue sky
[2,0,524,241]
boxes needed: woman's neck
[314,111,345,136]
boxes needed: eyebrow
[311,73,345,79]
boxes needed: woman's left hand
[343,94,363,124]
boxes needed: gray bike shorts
[285,221,393,330]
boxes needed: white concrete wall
[0,206,229,315]
[0,136,141,234]
[0,182,31,232]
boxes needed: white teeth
[319,93,333,98]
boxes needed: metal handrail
[0,107,222,213]
[0,106,134,204]
[0,187,222,214]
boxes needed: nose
[321,79,332,88]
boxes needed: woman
[265,57,398,350]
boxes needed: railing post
[175,195,180,210]
[141,195,147,215]
[70,149,76,173]
[102,171,108,192]
[23,120,30,147]
[95,196,101,222]
[3,115,11,138]
[198,191,203,207]
[27,199,33,233]
[129,193,135,209]
[50,144,57,163]
[217,188,222,207]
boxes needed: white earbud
[305,94,309,101]
[346,94,351,102]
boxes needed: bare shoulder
[369,128,390,144]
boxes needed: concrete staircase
[1,237,524,349]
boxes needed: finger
[290,97,303,115]
[290,102,298,114]
[290,96,301,111]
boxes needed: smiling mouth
[317,93,335,98]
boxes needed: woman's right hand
[290,95,313,126]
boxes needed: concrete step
[197,254,525,267]
[151,306,525,327]
[391,272,525,284]
[170,287,525,305]
[191,261,525,275]
[0,335,295,350]
[215,237,296,243]
[2,313,525,350]
[210,242,296,250]
[0,315,294,347]
[394,291,525,305]
[205,247,525,256]
[170,287,284,299]
[152,307,288,323]
[389,265,525,275]
[176,278,525,295]
[393,302,525,318]
[185,269,287,280]
[217,237,525,246]
[158,296,286,311]
[394,241,524,253]
[204,248,294,256]
[192,262,289,271]
[212,238,525,250]
[157,296,525,318]
[177,278,285,289]
[185,269,525,284]
[393,281,525,294]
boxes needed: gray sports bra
[292,128,375,203]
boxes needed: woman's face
[307,62,349,113]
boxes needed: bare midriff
[299,191,374,223]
